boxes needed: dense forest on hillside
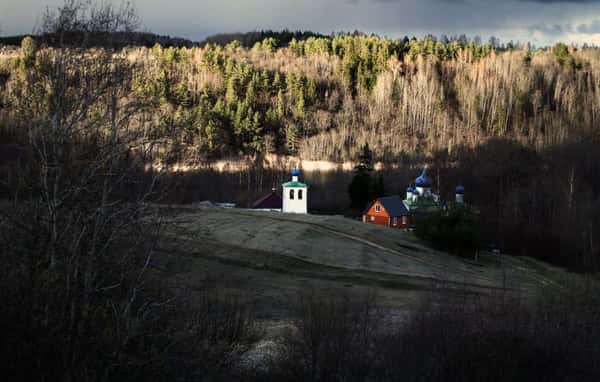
[2,32,590,160]
[1,26,599,270]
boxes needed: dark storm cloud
[362,0,598,2]
[528,22,566,35]
[576,19,600,33]
[528,19,600,36]
[518,0,600,2]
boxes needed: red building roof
[364,196,410,217]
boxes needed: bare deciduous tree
[0,2,168,381]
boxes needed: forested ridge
[1,32,599,270]
[150,36,594,161]
[1,33,594,160]
[127,34,584,161]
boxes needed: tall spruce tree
[348,143,377,209]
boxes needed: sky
[2,0,600,46]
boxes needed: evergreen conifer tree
[348,143,377,209]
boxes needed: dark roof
[364,195,410,217]
[251,190,283,209]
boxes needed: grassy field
[157,207,572,321]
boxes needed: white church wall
[282,187,308,214]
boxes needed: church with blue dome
[404,168,467,217]
[363,168,466,229]
[404,168,440,210]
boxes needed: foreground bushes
[0,223,261,382]
[2,228,599,382]
[265,283,600,382]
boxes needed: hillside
[2,35,595,162]
[159,207,568,317]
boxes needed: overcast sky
[2,0,600,46]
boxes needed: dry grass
[159,207,570,318]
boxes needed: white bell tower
[282,169,308,214]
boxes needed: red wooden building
[363,196,411,229]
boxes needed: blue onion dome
[455,185,465,194]
[291,168,301,176]
[406,186,415,193]
[415,168,433,187]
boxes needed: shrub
[267,291,381,382]
[415,206,481,258]
[266,280,600,382]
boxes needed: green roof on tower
[282,180,308,188]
